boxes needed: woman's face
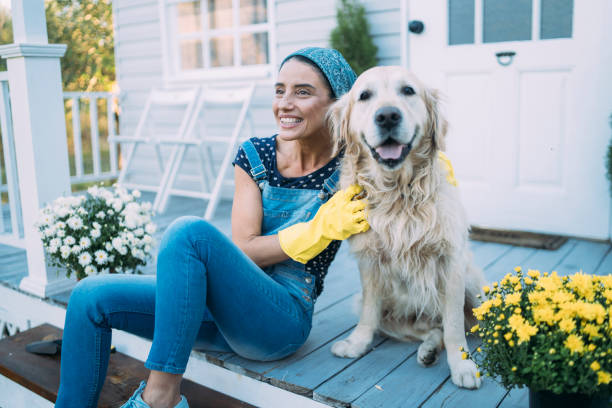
[273,58,334,142]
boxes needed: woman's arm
[231,166,290,268]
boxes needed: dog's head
[328,66,447,172]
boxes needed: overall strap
[240,139,268,182]
[318,167,341,200]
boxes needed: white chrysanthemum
[84,265,97,275]
[111,199,123,212]
[67,216,84,230]
[78,252,92,266]
[105,242,113,251]
[133,228,144,237]
[44,226,57,238]
[48,245,59,254]
[54,206,70,218]
[49,238,61,248]
[96,211,106,219]
[87,185,101,197]
[64,236,76,246]
[90,229,101,239]
[142,235,153,244]
[71,245,82,254]
[56,229,66,238]
[145,223,156,235]
[92,222,101,230]
[144,244,152,254]
[118,246,128,255]
[39,212,55,226]
[131,248,145,260]
[112,237,123,251]
[132,189,141,198]
[94,250,108,265]
[107,209,114,215]
[77,207,87,216]
[80,237,91,249]
[56,221,66,229]
[60,245,71,259]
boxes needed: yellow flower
[493,282,498,288]
[588,344,596,352]
[568,361,574,367]
[514,307,522,315]
[524,277,533,285]
[505,292,521,305]
[559,318,576,333]
[565,334,584,354]
[492,296,502,307]
[498,313,506,320]
[470,324,479,333]
[477,347,482,353]
[508,340,515,347]
[514,266,522,272]
[473,300,493,320]
[597,371,611,385]
[504,332,513,341]
[511,366,517,372]
[476,371,481,378]
[551,290,574,304]
[567,272,595,300]
[576,302,606,321]
[549,348,556,354]
[533,305,556,325]
[591,361,601,371]
[582,324,600,339]
[515,323,538,343]
[537,272,563,292]
[483,286,490,294]
[493,332,499,338]
[461,352,468,360]
[527,269,540,279]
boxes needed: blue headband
[281,47,357,98]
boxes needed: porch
[1,192,610,408]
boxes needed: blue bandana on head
[281,47,357,98]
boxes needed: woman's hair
[280,55,335,99]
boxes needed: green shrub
[330,0,378,76]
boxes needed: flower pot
[529,389,610,408]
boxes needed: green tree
[0,1,115,91]
[330,0,378,76]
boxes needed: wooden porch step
[0,324,253,408]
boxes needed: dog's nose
[374,107,402,130]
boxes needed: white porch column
[0,0,74,297]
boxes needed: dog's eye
[401,86,415,96]
[358,90,371,101]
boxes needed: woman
[55,47,368,408]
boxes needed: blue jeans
[56,216,315,408]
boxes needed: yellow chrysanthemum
[537,272,563,292]
[515,323,538,343]
[461,352,468,360]
[582,323,600,339]
[492,296,502,307]
[527,269,540,279]
[558,318,576,333]
[576,302,606,321]
[565,334,584,354]
[504,332,513,341]
[483,286,490,294]
[470,324,479,333]
[567,272,595,301]
[514,266,522,273]
[591,361,601,371]
[473,300,493,320]
[533,305,557,325]
[504,292,521,305]
[524,277,533,285]
[588,344,597,352]
[551,290,574,304]
[597,371,611,385]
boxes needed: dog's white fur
[328,66,485,389]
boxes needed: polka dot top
[232,135,342,298]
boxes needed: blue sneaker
[120,381,189,408]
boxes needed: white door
[407,0,612,239]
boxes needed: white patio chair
[108,86,202,198]
[153,83,256,220]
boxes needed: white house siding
[113,0,401,194]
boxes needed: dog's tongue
[375,142,404,159]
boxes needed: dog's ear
[326,92,353,156]
[423,88,448,152]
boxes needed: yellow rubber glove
[438,151,458,187]
[278,184,369,264]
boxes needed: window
[162,0,273,79]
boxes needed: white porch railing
[0,79,120,248]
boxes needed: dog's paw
[331,338,369,358]
[450,359,481,389]
[417,341,440,367]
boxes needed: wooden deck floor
[1,192,611,407]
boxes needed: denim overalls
[241,139,340,310]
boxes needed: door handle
[408,20,425,34]
[495,51,516,66]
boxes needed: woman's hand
[278,185,369,264]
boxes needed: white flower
[112,199,123,212]
[71,245,82,254]
[105,242,113,251]
[78,252,92,266]
[134,228,144,236]
[132,189,141,198]
[64,236,76,246]
[112,237,123,251]
[131,248,145,260]
[92,222,101,230]
[87,185,100,197]
[48,244,59,254]
[118,246,128,255]
[44,226,57,237]
[84,265,97,275]
[96,211,106,219]
[80,237,91,249]
[143,235,153,245]
[77,207,87,216]
[54,206,70,218]
[144,244,152,254]
[49,238,61,248]
[67,216,84,230]
[145,223,156,235]
[90,229,101,239]
[94,250,108,265]
[107,209,114,215]
[60,245,71,259]
[39,212,55,226]
[56,229,66,238]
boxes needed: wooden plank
[482,246,536,283]
[471,242,513,270]
[594,246,612,275]
[498,388,528,407]
[421,375,507,408]
[553,240,610,275]
[221,295,357,378]
[313,339,418,407]
[520,239,577,272]
[265,335,387,397]
[0,324,253,408]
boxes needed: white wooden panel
[374,34,401,60]
[115,21,161,43]
[115,2,159,25]
[446,73,493,184]
[114,40,162,58]
[117,57,164,76]
[518,70,569,189]
[115,0,158,11]
[276,17,335,44]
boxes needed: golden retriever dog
[328,66,485,389]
